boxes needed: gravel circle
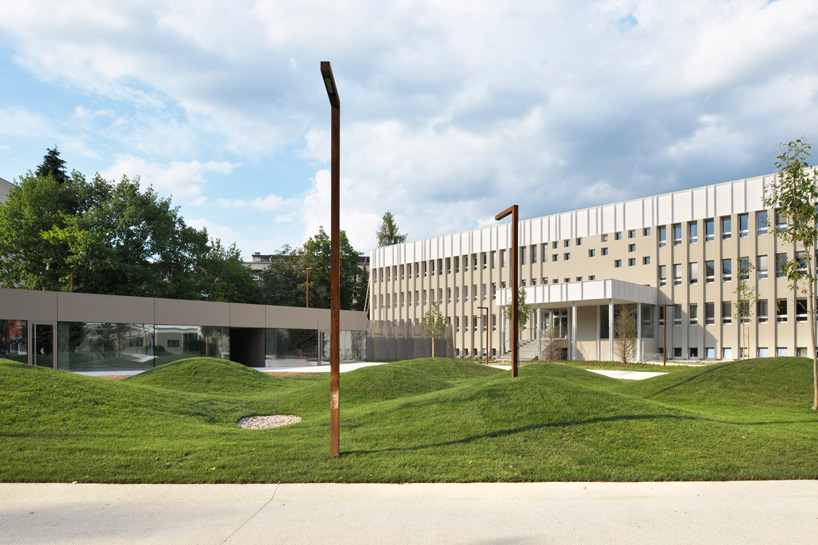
[237,415,301,429]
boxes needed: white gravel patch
[237,415,301,429]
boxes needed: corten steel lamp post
[478,305,489,365]
[321,61,341,456]
[305,267,313,308]
[495,205,519,377]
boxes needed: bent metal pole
[321,61,341,456]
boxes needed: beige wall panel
[266,306,318,330]
[0,288,57,321]
[155,297,229,326]
[228,303,265,328]
[58,292,154,324]
[341,310,367,331]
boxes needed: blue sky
[1,0,817,258]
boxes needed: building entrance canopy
[497,278,658,308]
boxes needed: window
[454,258,459,274]
[643,256,651,265]
[430,260,435,276]
[796,251,808,274]
[658,306,664,327]
[776,253,787,277]
[463,286,469,301]
[757,211,768,235]
[500,250,505,267]
[576,277,583,282]
[628,258,636,266]
[446,257,451,274]
[455,287,460,303]
[482,253,487,270]
[722,301,732,324]
[615,232,623,240]
[589,275,596,280]
[757,255,768,280]
[689,303,698,325]
[521,247,526,265]
[757,299,768,323]
[614,259,622,268]
[588,249,596,257]
[777,347,788,357]
[422,262,427,277]
[705,347,716,359]
[552,241,559,249]
[689,262,698,284]
[564,239,570,247]
[758,347,769,358]
[798,347,809,358]
[672,223,682,245]
[776,210,786,231]
[722,259,732,282]
[602,247,609,256]
[601,234,608,243]
[552,254,558,262]
[472,254,478,271]
[673,347,682,359]
[628,230,636,238]
[705,218,715,241]
[797,298,808,322]
[722,216,732,239]
[705,302,715,325]
[739,213,749,237]
[658,265,667,286]
[644,227,651,236]
[723,348,733,360]
[541,244,547,263]
[658,226,667,247]
[739,256,750,280]
[689,221,698,243]
[564,253,571,260]
[628,244,636,252]
[689,347,699,359]
[705,260,715,283]
[529,246,535,264]
[674,304,682,326]
[576,238,583,246]
[482,284,487,301]
[673,264,682,285]
[777,298,788,322]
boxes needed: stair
[497,339,540,361]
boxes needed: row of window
[659,346,806,360]
[658,298,813,326]
[658,252,812,286]
[657,211,779,247]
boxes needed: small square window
[564,252,570,260]
[643,227,651,236]
[564,240,570,248]
[628,258,635,266]
[628,230,636,238]
[615,232,622,240]
[643,256,650,265]
[588,249,596,257]
[602,248,609,256]
[614,259,622,268]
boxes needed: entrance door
[32,323,56,368]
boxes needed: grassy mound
[339,363,454,404]
[393,357,504,380]
[2,356,818,483]
[619,357,815,412]
[125,357,285,395]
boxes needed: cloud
[100,155,240,199]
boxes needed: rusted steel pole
[306,267,313,308]
[495,205,519,377]
[321,61,341,456]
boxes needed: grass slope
[1,357,817,483]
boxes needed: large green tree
[376,211,407,247]
[763,138,818,409]
[0,149,257,303]
[259,227,367,310]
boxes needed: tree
[733,261,759,359]
[503,287,530,348]
[258,246,306,307]
[0,150,258,303]
[423,301,447,358]
[302,226,367,311]
[614,307,637,364]
[36,147,68,186]
[763,138,818,409]
[376,211,407,247]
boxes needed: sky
[1,0,817,259]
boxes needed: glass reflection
[0,320,27,363]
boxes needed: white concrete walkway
[2,482,817,545]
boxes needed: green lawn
[1,356,817,483]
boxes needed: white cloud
[100,155,240,199]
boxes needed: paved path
[2,481,818,544]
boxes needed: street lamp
[478,306,489,365]
[305,267,313,308]
[320,61,341,456]
[495,205,519,378]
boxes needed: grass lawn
[1,356,817,483]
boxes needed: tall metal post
[305,267,313,308]
[495,205,519,377]
[321,61,341,456]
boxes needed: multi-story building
[369,173,815,362]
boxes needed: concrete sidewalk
[2,481,818,544]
